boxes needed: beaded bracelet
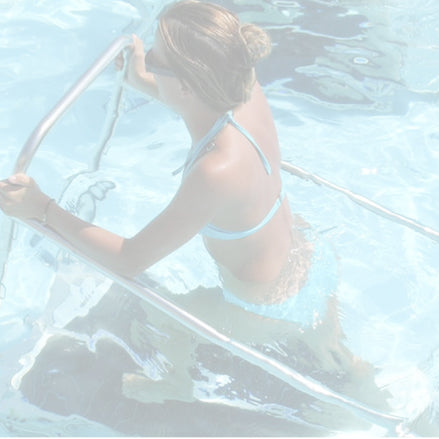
[41,198,55,226]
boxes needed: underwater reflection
[18,273,398,436]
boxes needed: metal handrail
[281,162,439,244]
[14,35,132,174]
[16,217,406,433]
[0,35,132,300]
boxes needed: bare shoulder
[185,145,240,200]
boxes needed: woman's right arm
[117,34,159,99]
[0,162,227,279]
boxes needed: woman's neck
[182,105,224,145]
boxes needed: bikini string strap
[172,112,231,176]
[226,112,272,175]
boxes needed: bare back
[186,83,303,293]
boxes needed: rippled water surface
[1,0,439,436]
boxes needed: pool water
[1,0,439,436]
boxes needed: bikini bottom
[221,234,339,328]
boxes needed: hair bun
[239,23,272,66]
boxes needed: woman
[0,0,323,325]
[1,1,393,419]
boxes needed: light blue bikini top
[173,111,285,241]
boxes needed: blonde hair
[158,0,271,112]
